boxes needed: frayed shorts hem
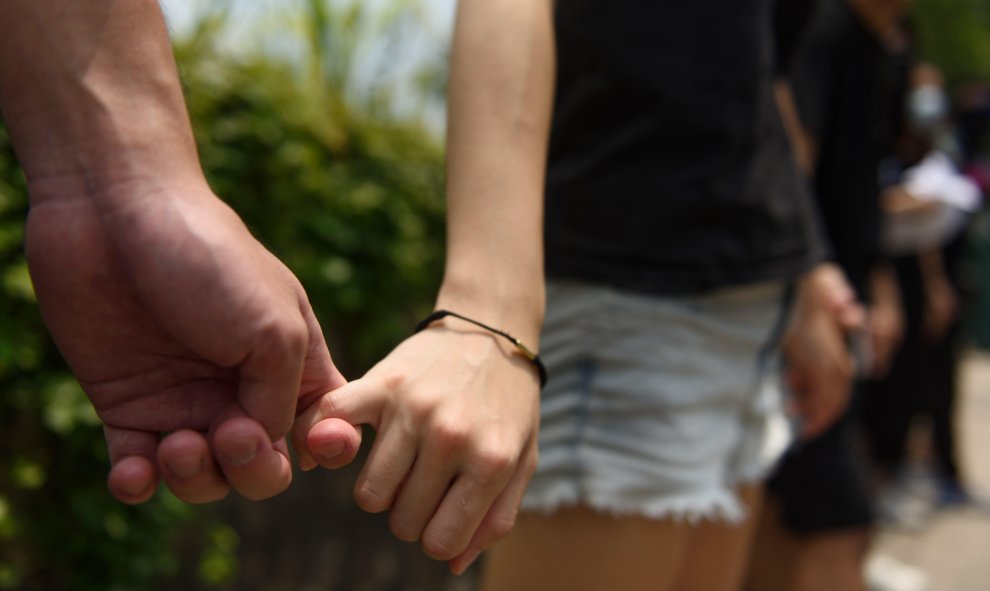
[520,488,753,524]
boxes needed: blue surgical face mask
[907,85,948,136]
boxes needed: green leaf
[10,457,45,490]
[1,262,33,301]
[42,378,101,436]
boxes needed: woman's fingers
[447,439,539,574]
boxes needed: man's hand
[781,263,863,438]
[2,0,360,505]
[26,180,359,504]
[293,319,540,575]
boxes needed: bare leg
[791,528,870,591]
[480,486,762,591]
[672,485,764,591]
[743,496,799,591]
[479,505,692,591]
[744,495,870,591]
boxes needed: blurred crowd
[752,0,989,589]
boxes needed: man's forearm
[0,0,202,199]
[436,0,556,344]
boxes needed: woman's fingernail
[299,456,318,472]
[317,440,346,463]
[452,550,482,575]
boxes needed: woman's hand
[294,320,540,574]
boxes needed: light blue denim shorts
[521,279,793,523]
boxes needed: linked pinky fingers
[305,418,363,470]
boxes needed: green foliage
[0,1,445,589]
[175,0,446,373]
[0,198,210,586]
[913,0,990,85]
[197,525,240,585]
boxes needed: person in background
[746,0,911,589]
[866,63,982,521]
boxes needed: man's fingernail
[164,454,204,480]
[121,478,153,499]
[222,439,258,466]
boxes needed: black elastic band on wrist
[414,309,548,388]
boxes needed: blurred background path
[869,350,990,591]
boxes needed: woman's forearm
[436,0,556,345]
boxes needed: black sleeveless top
[544,0,824,294]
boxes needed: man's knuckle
[253,313,308,360]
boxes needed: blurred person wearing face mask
[865,63,982,521]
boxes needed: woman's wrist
[414,309,548,387]
[435,271,545,346]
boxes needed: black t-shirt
[788,0,909,294]
[544,0,824,295]
[774,0,820,74]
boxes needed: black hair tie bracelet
[414,309,548,388]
